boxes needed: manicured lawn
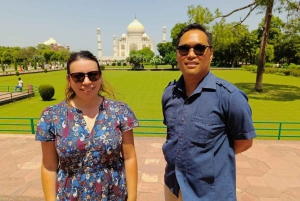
[1,69,300,123]
[104,64,173,69]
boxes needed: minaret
[162,26,166,43]
[97,28,102,59]
[113,35,117,57]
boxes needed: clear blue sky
[0,0,287,56]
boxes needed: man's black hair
[176,23,212,47]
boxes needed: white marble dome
[43,37,58,45]
[127,19,145,36]
[121,33,127,38]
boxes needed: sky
[0,0,288,57]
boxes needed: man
[161,23,256,200]
[14,77,23,92]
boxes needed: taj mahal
[97,17,167,63]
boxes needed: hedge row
[241,65,300,77]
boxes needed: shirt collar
[175,71,217,95]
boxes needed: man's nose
[187,48,197,58]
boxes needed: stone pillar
[97,28,102,59]
[163,26,166,43]
[113,35,117,57]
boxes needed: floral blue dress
[35,98,139,201]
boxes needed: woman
[36,51,138,201]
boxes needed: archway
[129,43,138,51]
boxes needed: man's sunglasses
[176,44,212,56]
[69,71,101,83]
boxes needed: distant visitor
[14,77,23,92]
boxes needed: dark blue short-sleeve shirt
[162,72,256,200]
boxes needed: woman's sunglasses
[69,71,101,83]
[176,44,212,56]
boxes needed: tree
[126,53,143,69]
[276,34,300,63]
[157,42,177,68]
[126,48,155,69]
[1,58,4,72]
[256,0,275,91]
[57,49,71,65]
[170,22,188,46]
[37,44,51,51]
[157,42,175,57]
[170,5,257,67]
[256,15,285,45]
[42,50,55,63]
[14,59,17,71]
[187,5,214,29]
[138,47,155,62]
[150,56,162,68]
[11,47,21,62]
[212,22,254,67]
[214,0,300,91]
[163,52,177,69]
[256,44,275,63]
[32,54,45,69]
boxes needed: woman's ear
[66,75,71,87]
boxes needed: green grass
[1,69,300,123]
[104,64,176,69]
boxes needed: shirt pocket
[189,115,224,146]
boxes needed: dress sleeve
[226,90,256,140]
[119,103,139,132]
[35,106,56,142]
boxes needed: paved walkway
[0,92,34,105]
[0,135,299,201]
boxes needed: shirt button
[179,134,182,138]
[181,118,185,122]
[177,150,180,155]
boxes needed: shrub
[44,69,48,73]
[282,69,291,76]
[264,67,278,74]
[241,65,257,72]
[38,84,55,101]
[16,71,19,76]
[123,63,127,66]
[264,63,273,67]
[290,69,300,77]
[117,62,121,66]
[283,63,289,68]
[112,62,116,66]
[288,63,298,69]
[100,65,105,70]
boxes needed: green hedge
[241,65,300,77]
[38,84,55,101]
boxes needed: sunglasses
[176,44,212,56]
[69,71,101,83]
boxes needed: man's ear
[209,49,214,62]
